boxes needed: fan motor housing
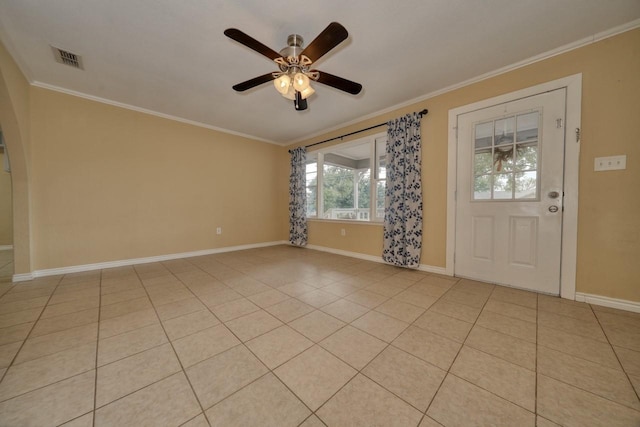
[279,34,304,59]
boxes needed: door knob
[548,205,559,213]
[548,191,560,199]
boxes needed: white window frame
[307,131,387,223]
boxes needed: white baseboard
[575,292,640,314]
[304,244,449,276]
[12,273,33,282]
[0,245,13,251]
[12,241,288,282]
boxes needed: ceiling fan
[224,22,362,111]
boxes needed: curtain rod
[289,108,428,153]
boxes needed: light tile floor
[0,245,638,426]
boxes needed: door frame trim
[446,74,582,300]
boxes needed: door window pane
[493,147,514,172]
[516,112,538,142]
[474,149,492,175]
[493,173,513,199]
[494,117,515,146]
[473,110,540,201]
[474,175,492,200]
[475,122,493,149]
[515,143,538,171]
[515,171,538,199]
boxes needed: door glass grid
[473,111,540,200]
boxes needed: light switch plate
[594,155,626,171]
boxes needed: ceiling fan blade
[315,71,362,95]
[224,28,282,61]
[232,73,275,92]
[300,22,348,63]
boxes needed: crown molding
[286,18,640,146]
[30,81,281,146]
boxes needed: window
[473,111,540,201]
[306,133,387,222]
[305,153,318,217]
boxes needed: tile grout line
[419,281,499,420]
[132,264,215,426]
[0,275,65,387]
[177,257,427,422]
[180,255,332,423]
[589,303,640,405]
[536,371,640,413]
[534,291,539,420]
[0,280,17,299]
[137,259,321,422]
[537,297,640,415]
[311,276,463,423]
[91,269,103,427]
[146,262,640,420]
[16,248,637,425]
[422,284,553,417]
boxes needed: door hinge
[556,118,563,129]
[575,127,581,143]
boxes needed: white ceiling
[1,1,639,144]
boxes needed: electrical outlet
[594,155,626,171]
[340,228,346,236]
[216,227,222,235]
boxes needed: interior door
[455,89,566,294]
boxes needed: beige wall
[1,29,638,303]
[290,29,640,302]
[0,150,11,245]
[28,88,286,269]
[0,41,31,274]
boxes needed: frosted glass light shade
[300,86,315,100]
[293,72,310,91]
[274,75,291,95]
[283,85,296,100]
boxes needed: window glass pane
[475,122,493,149]
[305,155,317,217]
[376,180,386,220]
[322,141,370,221]
[376,137,387,180]
[494,117,515,146]
[323,164,354,219]
[474,175,492,200]
[357,170,371,209]
[517,112,538,142]
[493,147,514,172]
[474,149,492,175]
[515,143,537,171]
[493,173,513,199]
[515,171,537,199]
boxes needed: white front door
[455,89,566,294]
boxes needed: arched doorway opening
[0,129,13,281]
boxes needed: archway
[0,44,32,280]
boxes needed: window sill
[307,218,384,226]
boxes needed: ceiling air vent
[51,46,83,69]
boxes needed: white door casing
[446,74,581,300]
[455,89,565,294]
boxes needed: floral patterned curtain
[383,113,423,268]
[289,147,308,246]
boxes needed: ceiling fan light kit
[224,22,362,111]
